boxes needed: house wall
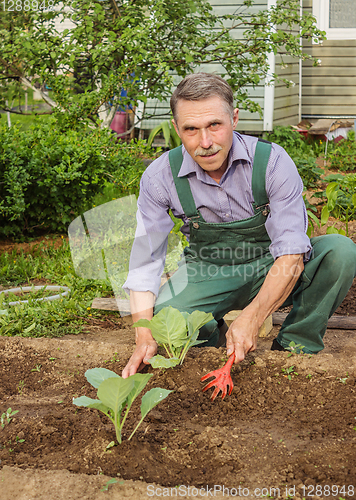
[302,0,356,118]
[142,0,268,133]
[273,56,300,126]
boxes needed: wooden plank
[303,67,356,77]
[303,40,356,50]
[303,96,356,106]
[303,57,356,67]
[304,86,356,97]
[303,105,356,115]
[210,0,267,6]
[273,107,299,123]
[274,113,300,126]
[92,297,129,313]
[273,312,356,330]
[91,299,356,331]
[303,77,356,86]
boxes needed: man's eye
[210,123,219,128]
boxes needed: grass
[0,89,53,131]
[0,237,117,338]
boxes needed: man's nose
[199,129,213,149]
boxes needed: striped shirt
[123,132,311,297]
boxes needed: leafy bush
[266,126,310,158]
[294,157,324,189]
[320,173,356,236]
[327,131,356,172]
[0,120,155,237]
[267,126,325,189]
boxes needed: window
[313,0,356,40]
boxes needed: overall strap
[251,138,272,209]
[169,146,202,220]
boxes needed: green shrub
[267,126,325,189]
[0,121,155,237]
[327,131,356,172]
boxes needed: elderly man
[122,73,356,378]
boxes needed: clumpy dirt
[1,315,356,500]
[1,231,356,499]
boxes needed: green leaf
[140,387,173,420]
[186,310,213,337]
[307,210,320,227]
[148,355,180,369]
[23,322,36,334]
[320,205,330,225]
[126,373,153,408]
[72,395,110,414]
[101,478,118,492]
[161,121,171,148]
[147,123,164,148]
[137,307,187,349]
[85,367,120,389]
[326,226,339,234]
[97,377,135,414]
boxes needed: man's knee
[311,234,356,275]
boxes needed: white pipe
[263,0,277,132]
[1,286,71,306]
[298,0,303,123]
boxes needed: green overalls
[155,141,356,353]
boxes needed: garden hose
[0,286,71,306]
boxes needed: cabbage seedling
[73,368,172,444]
[133,306,213,369]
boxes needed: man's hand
[225,313,259,363]
[225,254,304,364]
[122,329,157,378]
[122,290,156,378]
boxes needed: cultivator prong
[201,354,235,401]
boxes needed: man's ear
[172,119,180,138]
[233,108,239,129]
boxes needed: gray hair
[170,73,234,123]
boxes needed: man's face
[172,96,239,177]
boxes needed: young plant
[133,306,214,369]
[281,366,298,380]
[1,408,18,429]
[286,341,305,357]
[73,368,172,444]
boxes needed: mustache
[194,145,222,157]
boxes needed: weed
[31,364,42,372]
[101,478,118,492]
[104,352,119,364]
[281,366,298,380]
[17,380,25,395]
[286,341,305,356]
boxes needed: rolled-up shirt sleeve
[122,171,174,297]
[265,144,312,260]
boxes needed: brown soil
[1,313,356,500]
[1,234,356,499]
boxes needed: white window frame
[313,0,356,41]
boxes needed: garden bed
[1,300,356,500]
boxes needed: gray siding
[273,55,300,126]
[302,0,356,118]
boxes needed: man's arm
[122,290,157,378]
[226,253,304,363]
